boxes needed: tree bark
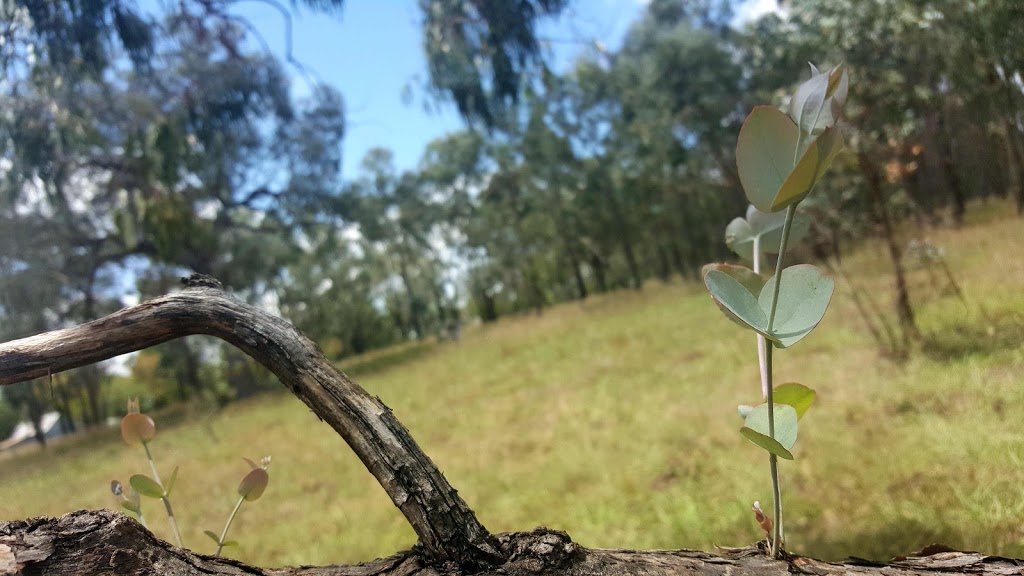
[4,510,1022,576]
[0,275,501,572]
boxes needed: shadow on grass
[920,313,1024,362]
[338,340,439,379]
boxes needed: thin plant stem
[754,239,769,397]
[764,345,782,557]
[766,205,797,330]
[764,205,797,559]
[216,496,246,556]
[143,441,184,548]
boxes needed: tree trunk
[3,510,1019,576]
[857,151,920,345]
[589,252,608,293]
[605,185,642,290]
[1004,120,1024,214]
[938,109,966,226]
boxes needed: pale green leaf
[741,403,798,459]
[736,106,800,213]
[789,71,830,135]
[165,466,179,497]
[725,217,755,261]
[758,264,835,348]
[773,383,816,420]
[704,268,768,335]
[129,474,164,499]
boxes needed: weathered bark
[4,510,1023,576]
[0,275,501,572]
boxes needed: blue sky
[231,1,652,177]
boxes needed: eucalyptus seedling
[119,398,183,547]
[205,456,272,556]
[703,64,848,558]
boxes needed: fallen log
[3,510,1021,576]
[1,277,1019,576]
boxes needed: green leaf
[736,106,800,213]
[724,217,756,261]
[129,474,164,499]
[704,268,767,334]
[702,264,765,295]
[165,466,179,497]
[748,206,811,252]
[759,264,835,348]
[204,530,221,544]
[768,126,842,212]
[237,468,269,501]
[773,383,816,420]
[120,499,141,514]
[220,540,239,548]
[789,71,830,135]
[741,403,798,459]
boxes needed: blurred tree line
[1,0,1021,441]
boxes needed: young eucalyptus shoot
[117,398,183,547]
[111,399,272,556]
[205,456,272,557]
[702,64,848,558]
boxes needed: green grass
[2,201,1024,567]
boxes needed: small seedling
[205,456,272,556]
[118,398,183,547]
[112,399,272,556]
[703,63,848,558]
[110,479,147,528]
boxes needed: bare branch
[0,277,502,571]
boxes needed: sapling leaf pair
[205,455,272,556]
[111,399,272,557]
[703,64,848,558]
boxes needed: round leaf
[704,267,767,334]
[129,474,164,499]
[736,106,800,213]
[741,403,798,459]
[725,217,755,261]
[758,264,835,348]
[237,468,269,501]
[121,412,156,446]
[773,383,816,420]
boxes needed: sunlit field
[1,202,1023,567]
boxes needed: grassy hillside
[1,202,1023,567]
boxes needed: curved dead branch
[0,276,501,571]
